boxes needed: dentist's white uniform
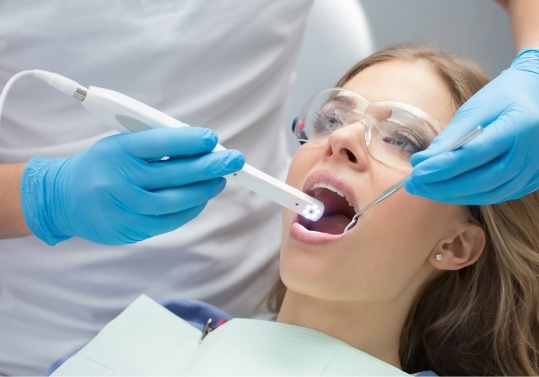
[0,1,371,374]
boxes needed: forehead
[341,60,455,126]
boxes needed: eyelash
[383,130,423,155]
[313,111,344,134]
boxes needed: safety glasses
[292,88,442,169]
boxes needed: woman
[270,43,539,376]
[52,44,539,376]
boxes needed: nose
[323,118,370,170]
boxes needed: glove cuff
[21,156,72,246]
[511,48,539,74]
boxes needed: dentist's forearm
[494,0,539,51]
[0,163,32,238]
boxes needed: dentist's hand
[21,127,245,245]
[405,49,539,204]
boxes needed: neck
[276,292,413,369]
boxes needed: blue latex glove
[21,127,245,246]
[405,49,539,204]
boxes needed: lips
[295,170,358,237]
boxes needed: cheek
[285,148,313,189]
[364,192,460,257]
[338,197,460,298]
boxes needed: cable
[0,69,81,129]
[0,70,34,128]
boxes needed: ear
[430,223,486,270]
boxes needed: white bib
[53,295,408,376]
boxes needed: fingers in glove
[118,177,227,215]
[128,150,244,190]
[410,123,512,184]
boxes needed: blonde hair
[402,194,539,375]
[265,44,539,375]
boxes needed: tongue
[310,214,351,235]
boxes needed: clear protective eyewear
[292,88,442,169]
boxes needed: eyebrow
[329,95,356,109]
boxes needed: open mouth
[299,182,357,235]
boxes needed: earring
[435,254,443,262]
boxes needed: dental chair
[285,0,374,153]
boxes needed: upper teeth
[311,183,354,208]
[312,183,344,197]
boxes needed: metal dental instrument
[344,125,484,232]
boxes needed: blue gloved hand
[21,127,245,246]
[405,49,539,204]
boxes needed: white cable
[0,70,35,128]
[0,69,80,129]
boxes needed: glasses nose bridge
[325,113,373,161]
[334,112,373,150]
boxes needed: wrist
[21,156,72,246]
[511,48,539,74]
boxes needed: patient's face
[280,59,468,304]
